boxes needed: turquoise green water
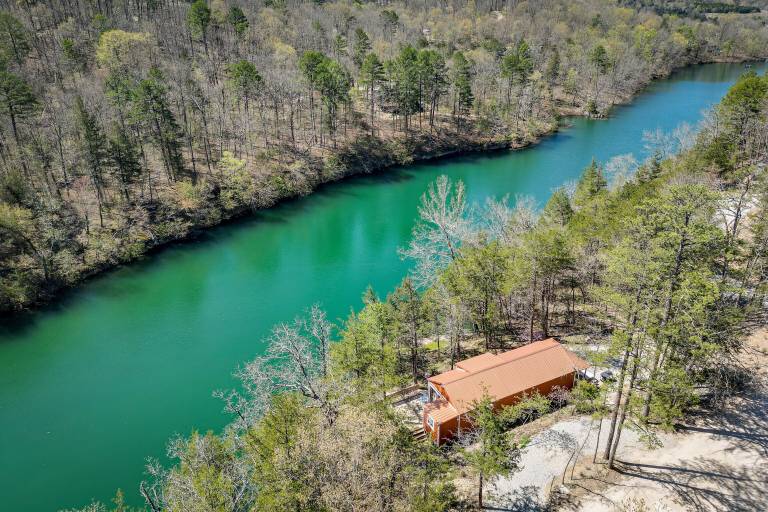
[0,62,763,511]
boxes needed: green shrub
[572,379,600,414]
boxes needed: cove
[0,61,764,511]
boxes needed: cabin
[422,338,589,444]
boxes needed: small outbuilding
[423,338,589,444]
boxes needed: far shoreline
[2,58,761,318]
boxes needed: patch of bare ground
[452,404,589,509]
[558,328,768,512]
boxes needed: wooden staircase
[410,426,428,442]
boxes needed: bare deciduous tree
[401,175,470,287]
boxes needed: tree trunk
[608,340,642,469]
[9,108,20,146]
[478,471,484,508]
[641,227,687,420]
[602,307,638,460]
[529,275,537,342]
[369,84,376,136]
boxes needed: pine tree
[393,45,421,132]
[0,70,37,146]
[573,158,607,207]
[131,69,185,182]
[0,12,30,66]
[590,44,610,74]
[451,52,473,129]
[389,277,426,383]
[108,124,142,202]
[542,187,574,226]
[227,60,262,154]
[359,53,384,135]
[352,28,371,68]
[443,241,510,350]
[463,393,524,509]
[227,6,249,37]
[380,10,399,39]
[227,60,262,112]
[720,70,768,115]
[75,96,109,227]
[500,39,533,108]
[61,38,86,72]
[545,48,560,85]
[316,59,351,145]
[636,154,662,182]
[525,227,574,337]
[298,51,329,142]
[417,49,448,130]
[333,304,397,389]
[187,0,212,52]
[332,34,347,59]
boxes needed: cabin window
[428,383,444,402]
[427,415,435,430]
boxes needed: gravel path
[575,329,768,512]
[488,329,768,511]
[488,416,641,510]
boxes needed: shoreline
[2,58,759,317]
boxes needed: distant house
[423,338,589,444]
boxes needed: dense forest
[66,67,768,511]
[1,0,768,312]
[626,0,764,17]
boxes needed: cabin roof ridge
[430,338,565,384]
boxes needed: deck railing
[385,383,425,403]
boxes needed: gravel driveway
[489,329,768,511]
[488,416,641,510]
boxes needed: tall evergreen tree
[463,393,524,509]
[542,187,574,226]
[590,44,610,74]
[0,12,30,65]
[227,60,262,112]
[108,124,142,202]
[417,49,449,130]
[298,50,329,141]
[359,53,384,135]
[451,52,473,128]
[500,39,533,108]
[393,45,421,132]
[333,302,397,391]
[316,59,351,145]
[389,277,426,383]
[187,0,212,52]
[227,6,249,37]
[131,69,185,182]
[0,69,37,146]
[332,34,348,59]
[74,96,109,227]
[573,158,607,207]
[443,241,510,350]
[352,28,372,68]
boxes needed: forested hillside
[0,0,767,312]
[625,0,764,17]
[66,67,768,512]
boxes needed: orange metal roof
[426,338,589,418]
[456,352,499,372]
[423,397,459,424]
[429,368,467,385]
